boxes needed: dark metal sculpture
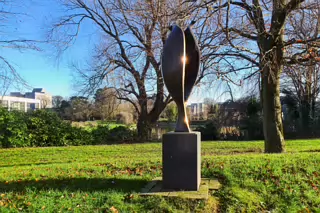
[161,25,200,132]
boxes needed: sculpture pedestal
[162,132,201,191]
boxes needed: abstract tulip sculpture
[162,25,200,132]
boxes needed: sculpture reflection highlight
[161,25,200,132]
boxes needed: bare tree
[282,7,320,134]
[199,0,320,152]
[50,0,214,140]
[0,0,40,95]
[282,65,320,133]
[34,93,52,109]
[93,87,119,120]
[52,95,64,108]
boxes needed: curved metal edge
[184,27,200,102]
[161,25,185,106]
[161,25,190,132]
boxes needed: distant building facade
[187,103,208,120]
[0,88,52,112]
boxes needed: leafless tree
[50,0,217,140]
[0,0,39,95]
[52,95,64,108]
[282,65,320,131]
[93,87,119,120]
[198,0,320,152]
[282,7,320,133]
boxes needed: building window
[19,102,25,111]
[11,102,20,111]
[0,100,8,108]
[27,103,32,111]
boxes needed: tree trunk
[311,97,316,123]
[261,50,285,153]
[299,66,313,135]
[136,100,167,141]
[137,113,151,141]
[300,100,311,136]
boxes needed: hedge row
[0,108,136,148]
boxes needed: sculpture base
[140,178,222,200]
[162,132,201,191]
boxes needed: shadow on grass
[301,149,320,153]
[0,162,67,168]
[0,177,148,193]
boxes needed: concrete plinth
[162,131,201,191]
[140,177,221,200]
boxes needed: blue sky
[2,0,97,98]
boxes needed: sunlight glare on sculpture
[161,25,200,132]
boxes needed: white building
[187,103,208,120]
[0,88,52,112]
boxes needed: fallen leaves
[124,193,134,202]
[109,206,118,213]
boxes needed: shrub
[241,116,263,140]
[66,126,94,146]
[91,125,111,145]
[26,110,71,147]
[195,121,218,141]
[0,108,137,148]
[91,125,136,144]
[108,126,136,143]
[0,108,30,148]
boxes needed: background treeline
[196,93,320,141]
[52,88,135,124]
[2,90,320,148]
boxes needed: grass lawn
[0,140,320,212]
[72,121,135,132]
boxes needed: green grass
[1,140,320,212]
[72,121,136,132]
